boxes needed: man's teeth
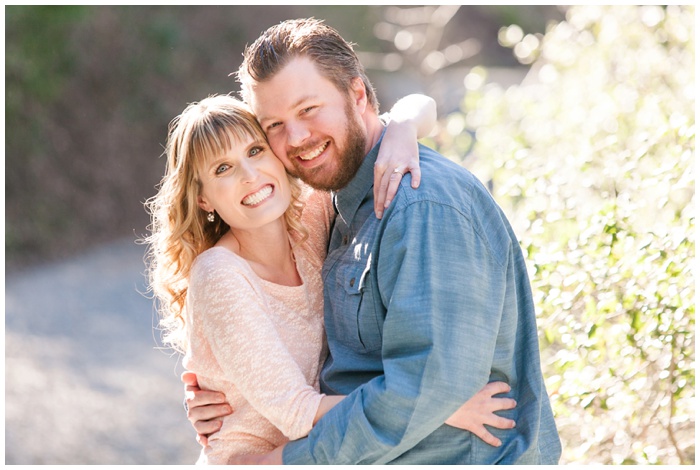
[242,185,273,206]
[299,142,328,161]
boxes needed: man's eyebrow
[258,94,316,125]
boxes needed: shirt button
[342,235,349,245]
[349,278,356,287]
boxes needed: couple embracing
[146,18,561,465]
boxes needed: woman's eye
[249,146,264,157]
[215,164,230,174]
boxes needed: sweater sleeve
[188,251,324,440]
[299,188,334,265]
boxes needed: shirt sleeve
[188,253,324,440]
[283,200,510,464]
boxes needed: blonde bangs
[182,99,266,180]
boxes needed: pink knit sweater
[183,189,334,464]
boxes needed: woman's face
[197,132,292,232]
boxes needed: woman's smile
[242,184,274,207]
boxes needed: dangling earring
[207,212,215,223]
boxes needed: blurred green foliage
[432,5,695,464]
[5,6,86,104]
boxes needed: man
[185,18,561,464]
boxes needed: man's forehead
[247,57,332,113]
[254,93,318,123]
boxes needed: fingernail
[412,182,419,188]
[376,210,383,219]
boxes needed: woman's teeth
[242,185,273,206]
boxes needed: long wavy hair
[144,94,307,353]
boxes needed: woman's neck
[220,220,302,286]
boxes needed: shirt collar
[333,127,386,226]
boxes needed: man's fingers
[181,371,199,387]
[187,403,232,423]
[192,418,223,436]
[185,389,227,409]
[196,433,209,448]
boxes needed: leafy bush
[431,5,695,464]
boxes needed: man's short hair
[237,18,380,113]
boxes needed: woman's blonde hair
[144,94,306,352]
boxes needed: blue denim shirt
[283,133,562,464]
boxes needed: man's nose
[286,121,311,148]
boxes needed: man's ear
[349,77,368,114]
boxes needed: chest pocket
[333,256,383,352]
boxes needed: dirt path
[5,238,201,464]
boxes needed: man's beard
[292,100,366,192]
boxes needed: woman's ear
[197,194,213,213]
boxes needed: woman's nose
[239,159,259,183]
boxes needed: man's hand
[182,371,233,447]
[227,444,285,465]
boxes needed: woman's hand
[182,371,233,447]
[373,120,421,219]
[373,94,436,219]
[445,381,517,447]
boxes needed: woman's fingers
[471,425,502,447]
[481,381,511,396]
[406,165,421,191]
[373,161,389,217]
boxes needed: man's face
[248,57,367,191]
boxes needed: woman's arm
[187,254,327,442]
[185,375,516,449]
[388,93,437,138]
[373,94,437,218]
[227,380,518,464]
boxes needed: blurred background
[4,5,695,465]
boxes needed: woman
[146,94,516,464]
